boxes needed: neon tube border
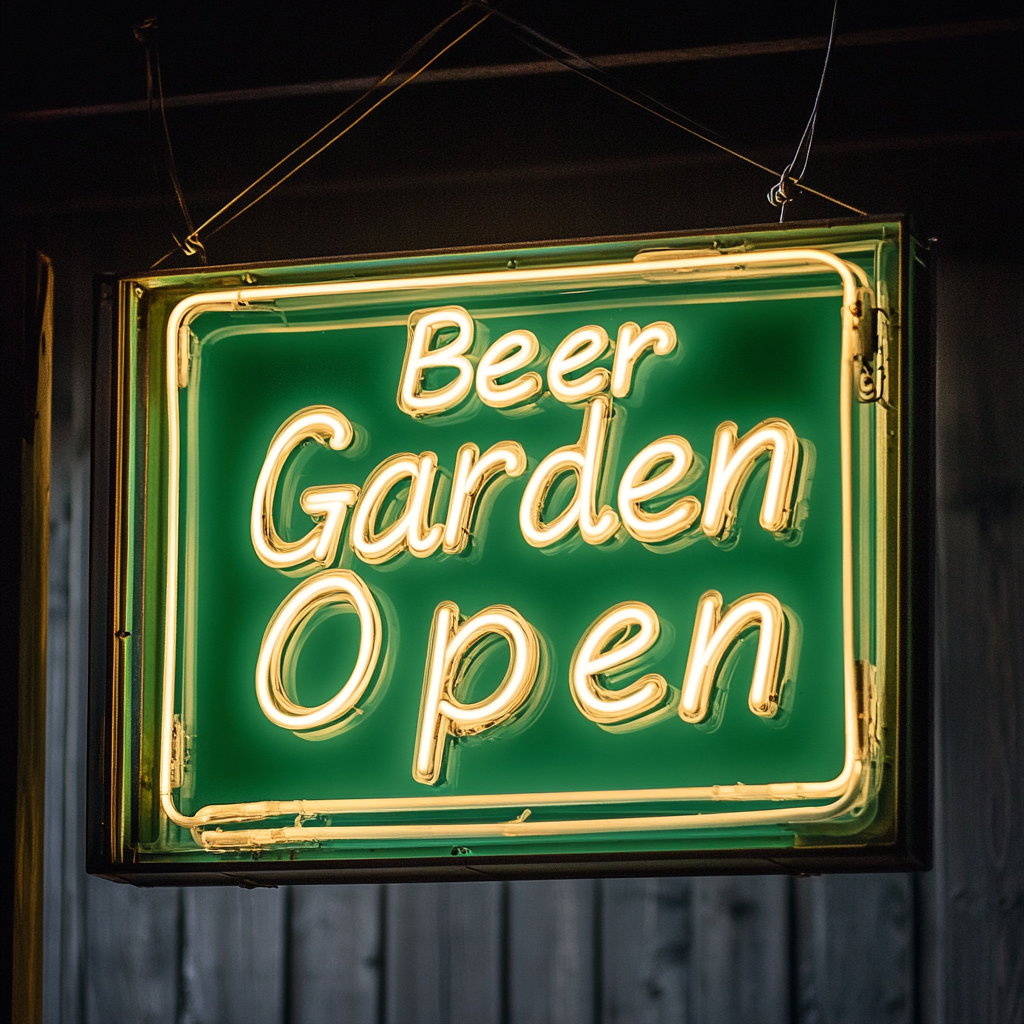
[153,248,875,849]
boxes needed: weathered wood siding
[932,256,1024,1024]
[39,250,1022,1024]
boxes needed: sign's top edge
[125,215,908,292]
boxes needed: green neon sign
[90,220,930,881]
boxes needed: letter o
[256,569,382,733]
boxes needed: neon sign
[89,220,930,881]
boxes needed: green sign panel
[90,220,929,882]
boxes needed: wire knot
[767,172,797,210]
[767,165,803,219]
[172,233,206,260]
[131,17,158,47]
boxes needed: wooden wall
[36,241,1022,1023]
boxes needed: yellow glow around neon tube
[618,435,701,543]
[519,394,619,547]
[702,417,799,541]
[679,591,787,723]
[443,441,527,554]
[398,306,475,418]
[350,452,444,564]
[255,569,382,732]
[299,485,361,565]
[610,321,677,398]
[570,602,668,725]
[547,325,611,404]
[476,330,544,408]
[195,772,866,847]
[250,406,356,570]
[414,602,540,785]
[160,247,867,836]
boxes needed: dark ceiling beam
[6,128,1020,219]
[5,16,1021,125]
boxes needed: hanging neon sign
[88,219,930,882]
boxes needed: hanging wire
[133,18,205,262]
[768,0,841,220]
[475,4,732,148]
[151,0,864,267]
[473,0,865,218]
[152,3,491,268]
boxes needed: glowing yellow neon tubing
[610,321,676,398]
[255,569,382,733]
[160,248,867,836]
[443,441,527,554]
[250,405,357,571]
[397,305,475,418]
[519,394,619,547]
[413,602,540,785]
[476,330,544,409]
[679,591,788,723]
[701,417,799,542]
[299,485,361,566]
[350,452,444,564]
[196,772,868,847]
[547,325,611,404]
[570,602,668,725]
[617,435,701,543]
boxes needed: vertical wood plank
[934,256,1024,1024]
[601,877,691,1024]
[11,247,52,1024]
[794,874,914,1024]
[385,884,443,1024]
[384,881,503,1024]
[59,448,92,1023]
[46,262,98,1024]
[936,499,1024,1023]
[42,434,70,1024]
[290,884,381,1024]
[509,879,596,1024]
[180,886,287,1024]
[446,882,503,1023]
[83,879,180,1024]
[916,870,938,1024]
[691,876,790,1024]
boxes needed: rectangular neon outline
[149,248,878,849]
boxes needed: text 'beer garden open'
[92,223,923,876]
[252,304,805,788]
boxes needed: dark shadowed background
[2,2,1021,1021]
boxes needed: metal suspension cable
[133,17,205,261]
[153,4,491,267]
[474,1,866,217]
[768,0,841,219]
[152,1,866,267]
